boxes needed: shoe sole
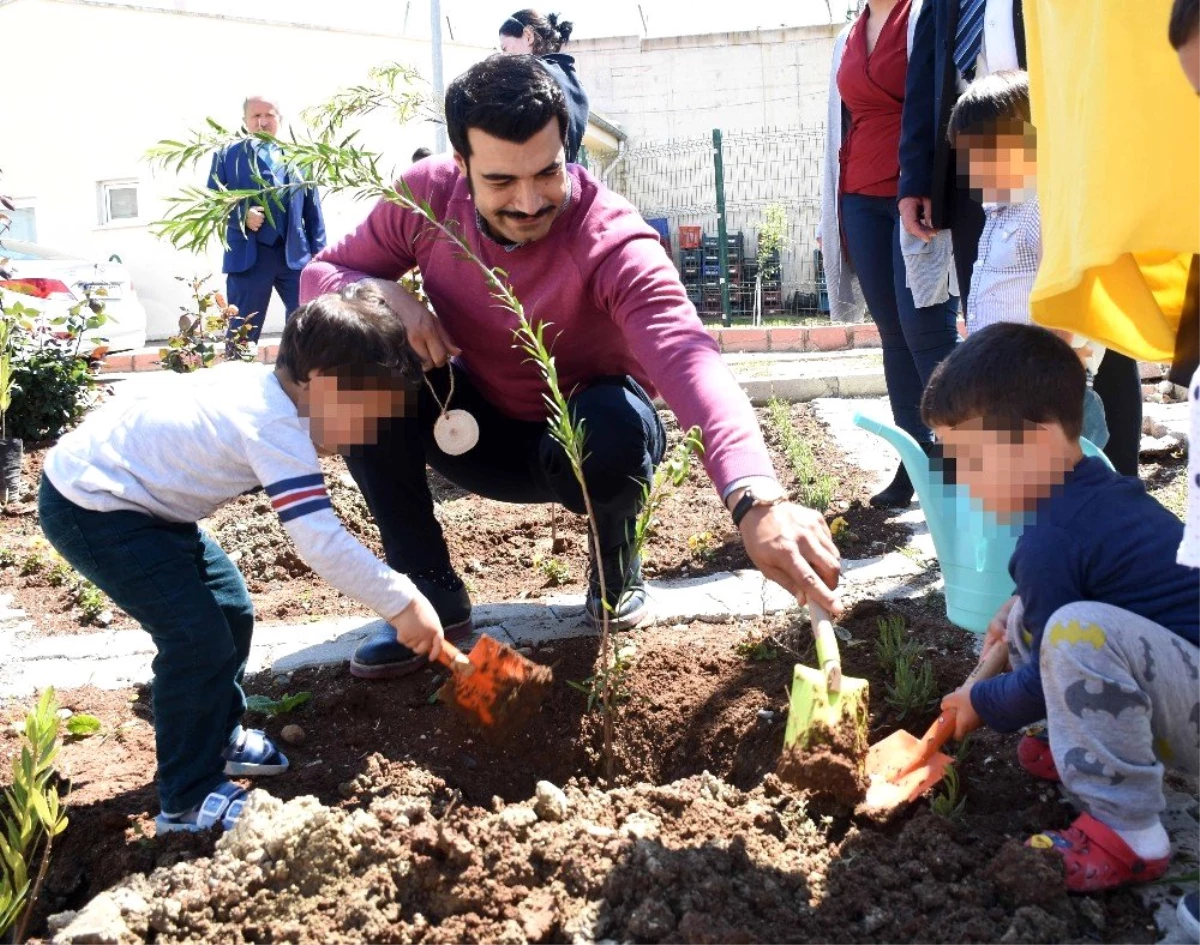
[587,602,651,632]
[349,616,473,681]
[223,760,289,777]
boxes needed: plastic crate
[679,226,702,249]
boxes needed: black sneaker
[349,567,472,680]
[585,541,650,631]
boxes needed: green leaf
[244,694,277,715]
[65,715,101,738]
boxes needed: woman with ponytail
[499,9,590,162]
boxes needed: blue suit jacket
[208,140,326,275]
[898,0,1025,227]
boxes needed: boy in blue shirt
[924,323,1198,893]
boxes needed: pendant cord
[422,366,455,415]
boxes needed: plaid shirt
[968,195,1042,331]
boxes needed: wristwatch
[730,485,787,527]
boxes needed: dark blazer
[539,53,590,164]
[207,140,326,275]
[897,0,1026,227]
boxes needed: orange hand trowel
[861,640,1009,814]
[434,635,553,739]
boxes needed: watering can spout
[851,413,943,520]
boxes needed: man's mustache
[497,205,556,221]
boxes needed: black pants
[950,185,987,319]
[345,365,667,575]
[1093,350,1143,477]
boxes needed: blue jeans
[840,193,961,443]
[38,476,254,813]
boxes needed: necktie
[954,0,986,80]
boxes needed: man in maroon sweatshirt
[301,54,841,678]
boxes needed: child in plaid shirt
[948,70,1109,447]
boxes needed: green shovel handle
[810,602,842,693]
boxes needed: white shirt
[957,0,1021,93]
[44,362,417,619]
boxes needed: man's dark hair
[276,282,423,390]
[1170,0,1199,48]
[921,323,1086,439]
[411,147,433,162]
[445,54,568,160]
[499,9,574,53]
[947,70,1033,147]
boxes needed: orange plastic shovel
[861,640,1009,813]
[434,635,553,738]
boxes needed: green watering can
[852,413,1113,634]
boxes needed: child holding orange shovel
[924,324,1198,893]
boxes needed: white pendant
[433,409,479,455]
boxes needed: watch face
[753,486,786,503]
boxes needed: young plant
[158,276,256,372]
[0,548,15,568]
[531,553,570,587]
[765,398,836,513]
[568,641,637,712]
[686,530,717,562]
[0,688,70,942]
[75,581,107,623]
[885,655,937,720]
[734,631,779,662]
[18,551,44,577]
[875,613,920,675]
[45,560,73,588]
[64,714,102,740]
[245,691,313,718]
[930,763,966,821]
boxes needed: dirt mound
[49,765,1139,945]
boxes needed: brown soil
[0,404,909,635]
[12,602,1157,944]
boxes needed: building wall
[1,0,493,339]
[569,25,840,143]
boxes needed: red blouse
[836,0,911,198]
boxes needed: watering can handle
[897,640,1011,778]
[808,602,842,693]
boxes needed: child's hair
[276,283,424,389]
[947,70,1032,148]
[1170,0,1199,48]
[921,323,1086,439]
[499,10,574,53]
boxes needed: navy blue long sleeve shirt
[971,456,1199,733]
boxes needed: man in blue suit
[208,96,326,343]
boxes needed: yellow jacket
[1027,0,1199,361]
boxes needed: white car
[0,239,148,353]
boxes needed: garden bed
[0,404,908,634]
[14,601,1159,944]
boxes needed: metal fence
[598,126,833,326]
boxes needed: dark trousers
[840,193,961,443]
[38,476,253,813]
[225,240,301,343]
[949,185,987,319]
[344,366,667,576]
[1093,349,1143,477]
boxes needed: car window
[0,240,78,261]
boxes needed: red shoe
[1027,813,1170,892]
[1018,734,1061,782]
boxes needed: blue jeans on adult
[839,193,960,443]
[37,476,254,814]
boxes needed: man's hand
[246,206,265,233]
[365,278,461,368]
[737,500,842,615]
[898,196,937,243]
[941,684,984,740]
[388,593,445,660]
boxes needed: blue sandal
[155,781,247,834]
[223,726,289,776]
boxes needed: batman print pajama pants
[1007,599,1200,832]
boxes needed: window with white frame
[98,180,140,225]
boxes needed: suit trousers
[225,241,301,344]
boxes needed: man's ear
[452,151,468,178]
